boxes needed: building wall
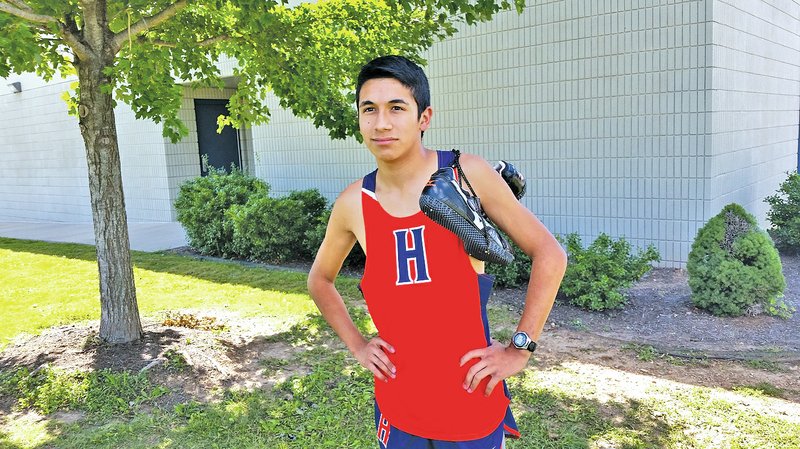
[251,0,713,266]
[0,73,92,222]
[708,0,800,221]
[250,96,368,199]
[0,73,175,222]
[115,96,173,222]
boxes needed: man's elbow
[307,267,324,297]
[552,244,568,276]
[307,266,335,298]
[533,240,568,277]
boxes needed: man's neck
[375,145,435,191]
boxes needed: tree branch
[142,34,229,48]
[0,1,91,61]
[112,0,189,53]
[7,0,33,12]
[0,1,57,24]
[58,18,92,61]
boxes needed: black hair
[355,55,430,120]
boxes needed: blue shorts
[374,402,517,449]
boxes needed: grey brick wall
[423,0,713,266]
[708,0,800,222]
[0,73,175,223]
[0,74,91,222]
[249,0,728,266]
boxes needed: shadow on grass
[0,328,182,418]
[0,431,26,449]
[0,377,694,449]
[0,330,694,449]
[3,310,797,448]
[509,394,683,449]
[0,237,362,298]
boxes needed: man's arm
[307,184,397,382]
[457,153,568,396]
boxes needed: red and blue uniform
[359,150,520,448]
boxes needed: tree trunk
[76,51,143,343]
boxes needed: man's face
[358,77,431,161]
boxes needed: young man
[307,55,567,448]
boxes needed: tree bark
[75,24,143,343]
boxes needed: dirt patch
[0,314,317,417]
[493,253,800,359]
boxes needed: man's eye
[392,105,405,111]
[362,107,375,113]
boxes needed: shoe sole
[420,195,514,265]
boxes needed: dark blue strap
[437,149,456,168]
[362,169,378,193]
[363,150,453,193]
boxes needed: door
[195,99,240,176]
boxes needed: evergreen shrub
[304,207,366,269]
[229,189,328,263]
[687,203,791,318]
[764,171,800,254]
[559,233,660,311]
[174,167,268,257]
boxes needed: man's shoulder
[331,179,364,215]
[457,151,494,178]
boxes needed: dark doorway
[195,99,240,176]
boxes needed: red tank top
[359,151,510,440]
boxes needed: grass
[1,238,799,448]
[746,358,787,373]
[0,237,360,348]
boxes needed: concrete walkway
[0,222,188,252]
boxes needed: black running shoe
[494,160,527,200]
[420,166,514,265]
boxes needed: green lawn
[1,237,799,449]
[0,237,359,348]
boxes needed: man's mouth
[372,138,397,144]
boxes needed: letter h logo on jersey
[393,226,431,285]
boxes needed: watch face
[513,333,527,347]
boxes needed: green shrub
[687,203,791,318]
[229,194,307,263]
[174,167,269,257]
[487,232,531,288]
[228,188,328,263]
[304,207,366,269]
[303,207,329,258]
[764,171,800,253]
[559,233,660,311]
[287,189,328,223]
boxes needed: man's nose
[375,109,392,130]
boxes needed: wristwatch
[511,331,537,352]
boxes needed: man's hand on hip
[354,336,397,383]
[459,339,531,396]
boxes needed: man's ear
[419,106,433,131]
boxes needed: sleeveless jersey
[359,150,513,441]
